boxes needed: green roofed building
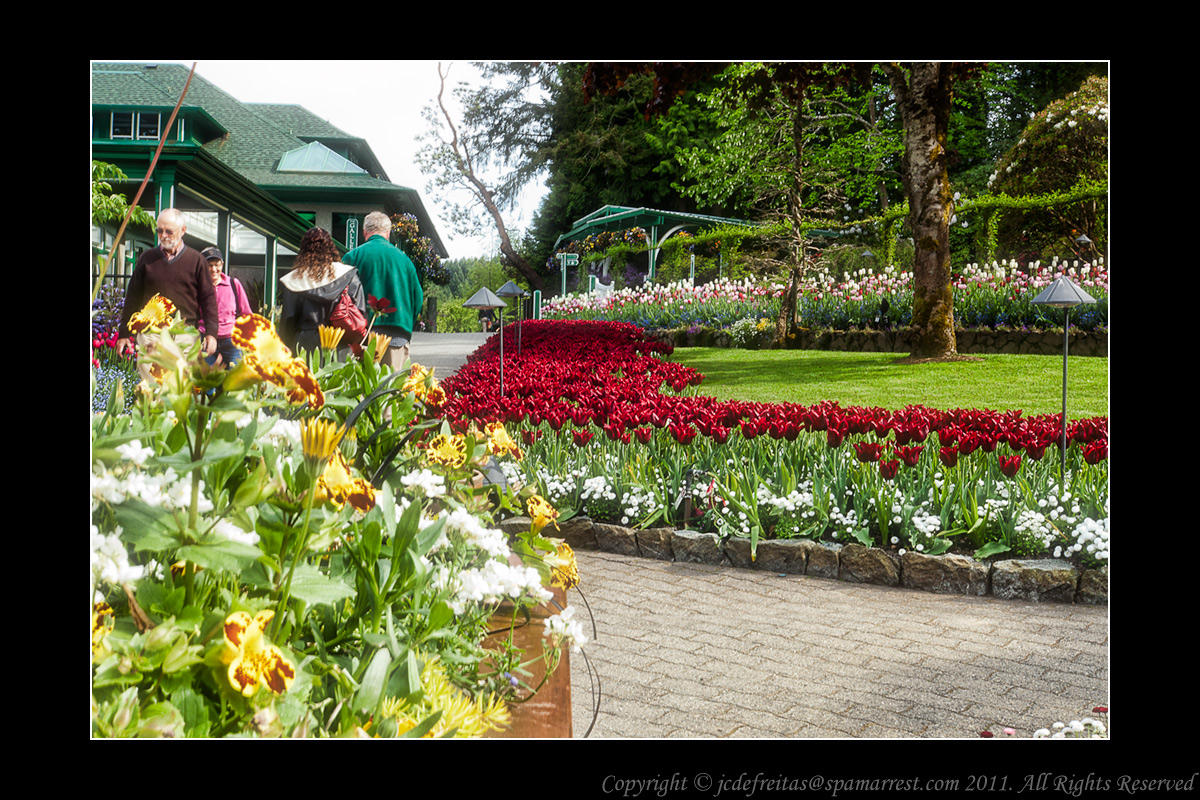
[91,61,447,312]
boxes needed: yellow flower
[366,332,391,364]
[528,494,559,533]
[92,601,115,662]
[423,384,447,409]
[314,451,376,512]
[318,325,345,350]
[228,314,324,408]
[402,363,432,390]
[425,432,467,469]
[301,417,345,472]
[127,294,176,333]
[484,422,523,461]
[548,542,579,590]
[379,657,510,738]
[170,560,202,580]
[220,610,296,697]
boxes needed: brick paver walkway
[568,549,1108,738]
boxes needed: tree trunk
[479,188,544,292]
[434,65,544,293]
[886,63,957,359]
[776,100,807,344]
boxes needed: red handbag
[328,287,368,354]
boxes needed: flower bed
[651,325,1109,357]
[90,298,583,738]
[442,320,1109,577]
[540,259,1108,335]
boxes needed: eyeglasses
[156,227,181,236]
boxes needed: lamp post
[496,280,526,358]
[1030,275,1097,490]
[463,286,508,396]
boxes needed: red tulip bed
[440,320,1109,568]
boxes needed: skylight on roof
[277,141,367,174]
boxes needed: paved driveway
[568,549,1108,739]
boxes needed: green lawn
[667,348,1109,418]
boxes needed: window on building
[111,112,134,139]
[137,112,161,140]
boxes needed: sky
[144,60,548,260]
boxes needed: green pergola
[553,205,759,281]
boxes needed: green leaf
[921,537,954,556]
[152,437,247,472]
[400,710,443,738]
[233,458,279,509]
[974,541,1011,560]
[112,500,180,551]
[851,527,874,547]
[175,539,262,573]
[353,646,392,714]
[284,564,355,607]
[169,687,211,738]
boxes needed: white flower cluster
[400,468,447,498]
[580,474,623,518]
[827,506,861,540]
[91,525,146,587]
[537,465,589,507]
[212,518,260,547]
[432,507,510,559]
[543,605,588,653]
[255,413,302,448]
[580,475,617,503]
[1014,509,1060,553]
[498,459,525,490]
[1057,517,1109,564]
[761,483,821,536]
[92,463,213,514]
[619,484,660,526]
[436,560,553,615]
[1033,717,1107,739]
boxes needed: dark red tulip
[572,429,594,446]
[1083,439,1107,464]
[669,422,697,445]
[826,428,845,448]
[879,458,900,480]
[895,444,923,467]
[998,454,1021,477]
[853,441,885,463]
[938,446,958,468]
[634,426,653,444]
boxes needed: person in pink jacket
[200,246,253,367]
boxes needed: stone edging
[500,515,1108,605]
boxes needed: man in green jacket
[341,211,424,371]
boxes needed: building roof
[91,62,447,257]
[554,204,759,249]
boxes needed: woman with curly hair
[278,227,367,353]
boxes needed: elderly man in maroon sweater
[117,208,218,361]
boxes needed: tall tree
[417,62,556,291]
[880,62,977,359]
[585,61,976,360]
